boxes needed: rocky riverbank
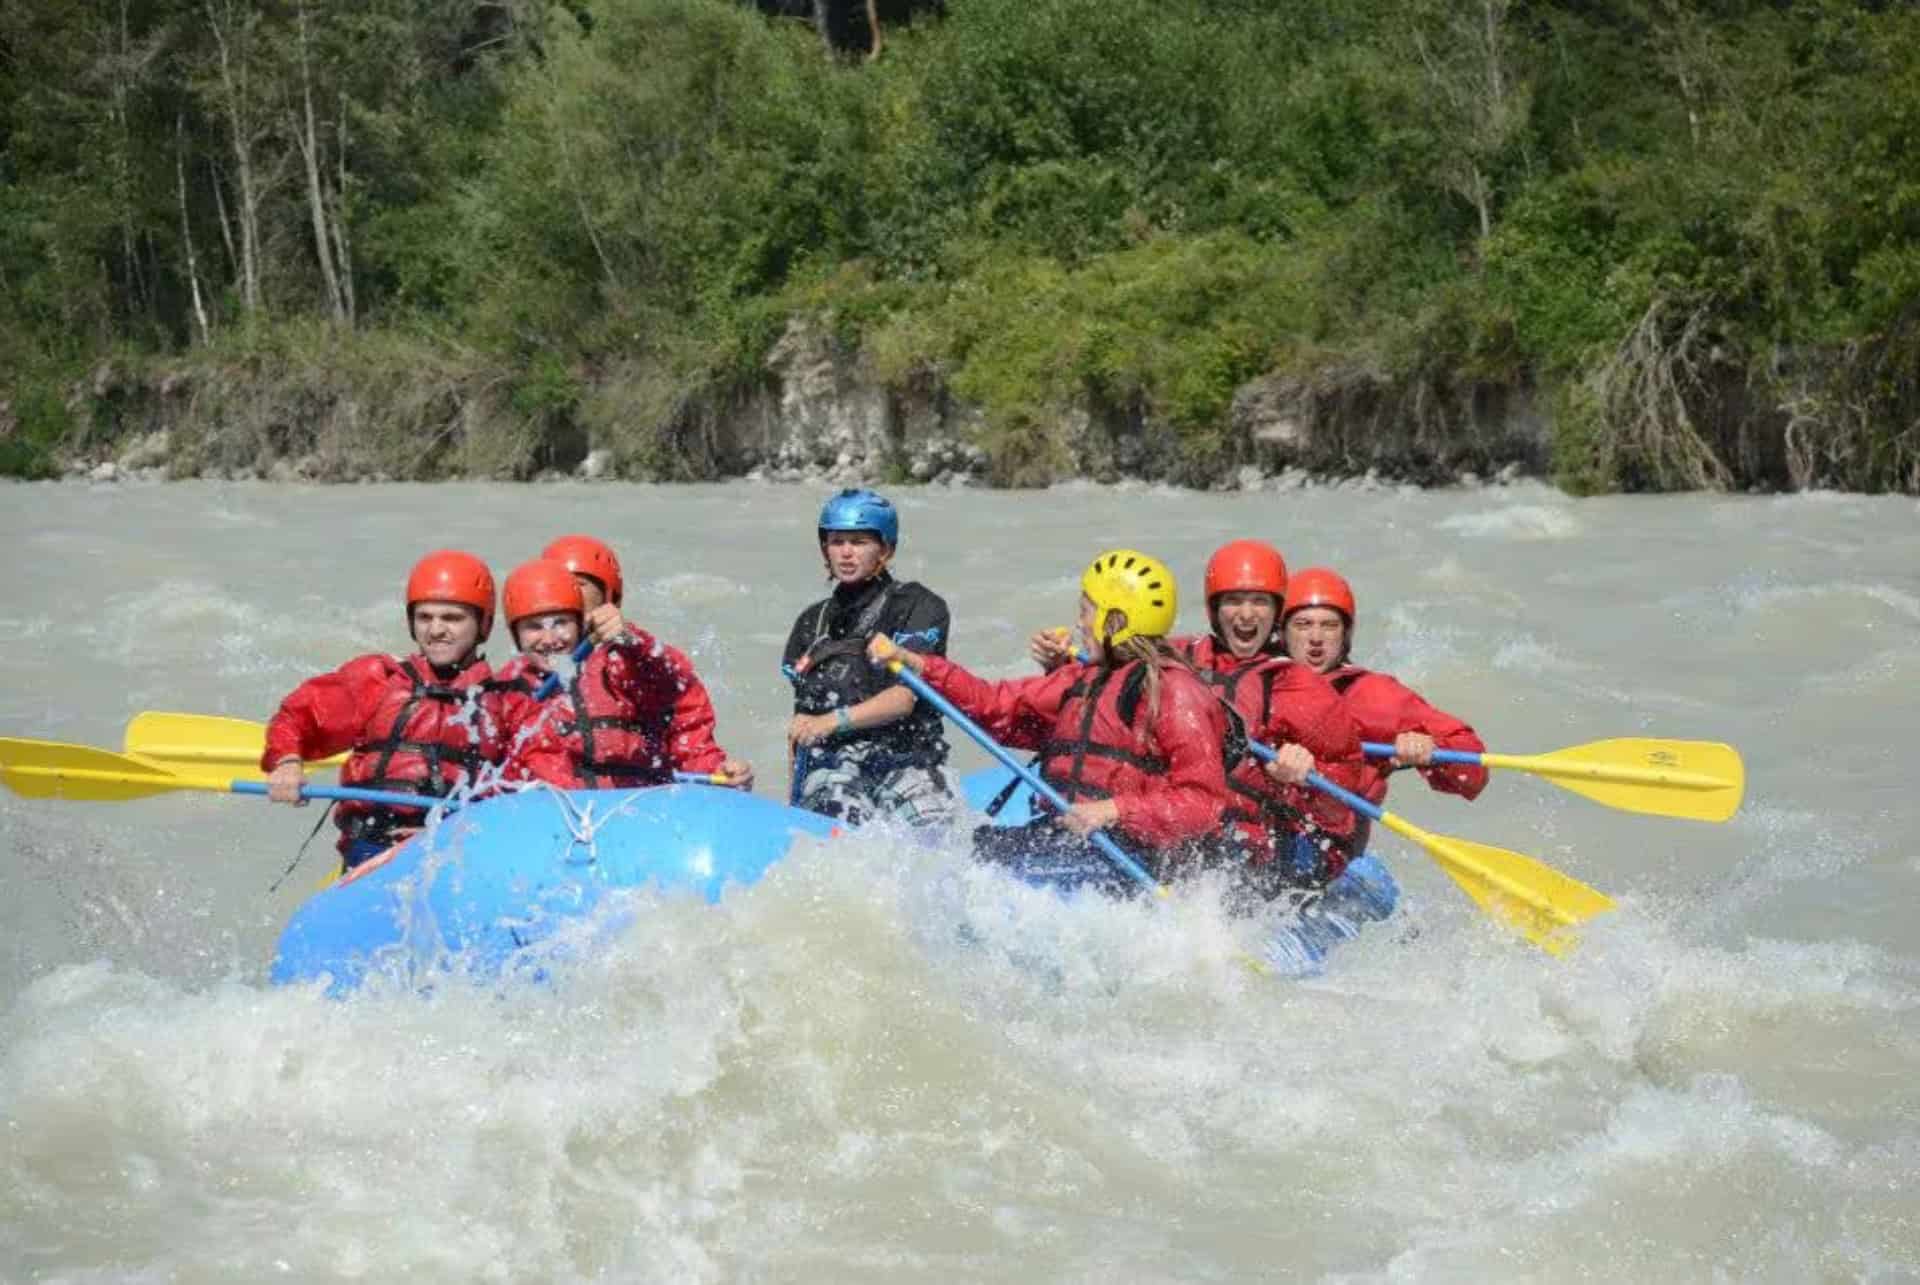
[35,319,1549,492]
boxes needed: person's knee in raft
[871,548,1234,871]
[491,557,752,791]
[784,488,955,826]
[262,550,499,868]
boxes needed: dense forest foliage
[3,0,1916,488]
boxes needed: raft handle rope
[539,779,677,864]
[268,803,337,893]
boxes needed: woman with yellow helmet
[870,550,1234,886]
[1033,538,1366,890]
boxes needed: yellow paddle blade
[1378,812,1615,956]
[1485,738,1744,823]
[0,737,227,803]
[123,711,346,777]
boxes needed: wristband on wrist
[835,707,853,733]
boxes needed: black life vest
[789,577,948,767]
[791,579,900,716]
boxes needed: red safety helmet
[1281,567,1356,622]
[541,534,623,607]
[503,558,584,628]
[406,550,496,641]
[1204,539,1288,603]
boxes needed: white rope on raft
[521,778,672,865]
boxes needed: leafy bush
[3,0,1916,490]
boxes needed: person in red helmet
[1281,567,1488,847]
[488,559,753,792]
[543,533,623,614]
[1183,540,1366,886]
[1030,539,1363,890]
[262,550,499,871]
[543,533,630,654]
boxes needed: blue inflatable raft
[271,783,841,993]
[272,769,1395,992]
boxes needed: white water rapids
[1,479,1916,1281]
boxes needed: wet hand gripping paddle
[1360,737,1743,822]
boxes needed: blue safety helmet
[816,487,899,550]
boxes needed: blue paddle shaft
[1362,740,1479,766]
[1243,739,1387,824]
[532,639,596,702]
[780,664,814,806]
[789,746,810,806]
[887,660,1159,891]
[232,780,456,810]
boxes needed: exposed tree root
[1778,304,1920,492]
[1575,296,1733,492]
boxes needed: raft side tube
[270,784,840,992]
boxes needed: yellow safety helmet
[1081,549,1178,647]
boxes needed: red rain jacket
[1325,665,1489,805]
[261,652,494,851]
[1173,636,1365,871]
[919,652,1231,858]
[489,631,728,789]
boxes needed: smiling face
[1283,606,1349,674]
[512,611,582,658]
[1213,591,1279,659]
[822,531,890,585]
[410,602,483,669]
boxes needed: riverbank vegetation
[3,0,1916,489]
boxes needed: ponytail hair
[1103,634,1201,723]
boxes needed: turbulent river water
[1,478,1916,1282]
